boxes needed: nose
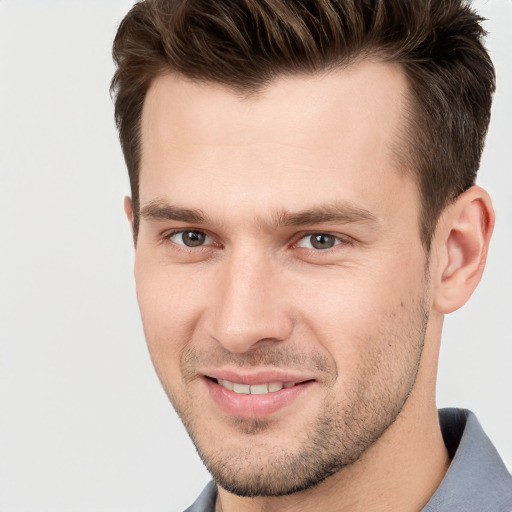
[207,249,294,353]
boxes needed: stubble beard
[159,294,429,498]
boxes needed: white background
[0,1,510,511]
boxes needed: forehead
[139,61,416,225]
[141,60,409,153]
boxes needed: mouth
[214,378,299,395]
[203,373,316,419]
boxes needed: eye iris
[182,231,206,247]
[311,234,335,249]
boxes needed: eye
[168,230,211,247]
[296,233,341,250]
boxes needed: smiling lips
[216,379,297,394]
[205,374,315,418]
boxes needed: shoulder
[423,409,512,512]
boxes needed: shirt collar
[422,408,512,511]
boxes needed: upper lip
[202,368,315,385]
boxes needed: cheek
[134,260,208,372]
[293,259,427,365]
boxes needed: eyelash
[293,232,348,250]
[163,230,216,250]
[162,229,350,252]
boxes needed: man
[111,0,512,510]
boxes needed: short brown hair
[111,0,495,248]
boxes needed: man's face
[134,62,431,496]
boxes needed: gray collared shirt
[184,409,512,511]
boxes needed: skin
[125,61,494,512]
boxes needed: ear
[124,196,134,223]
[431,186,494,314]
[123,196,135,244]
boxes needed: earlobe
[432,186,494,314]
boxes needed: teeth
[217,379,295,394]
[250,384,268,395]
[233,383,250,394]
[218,379,233,391]
[268,382,284,392]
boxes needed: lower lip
[205,378,314,419]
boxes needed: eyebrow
[140,200,207,224]
[140,199,378,229]
[271,204,377,228]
